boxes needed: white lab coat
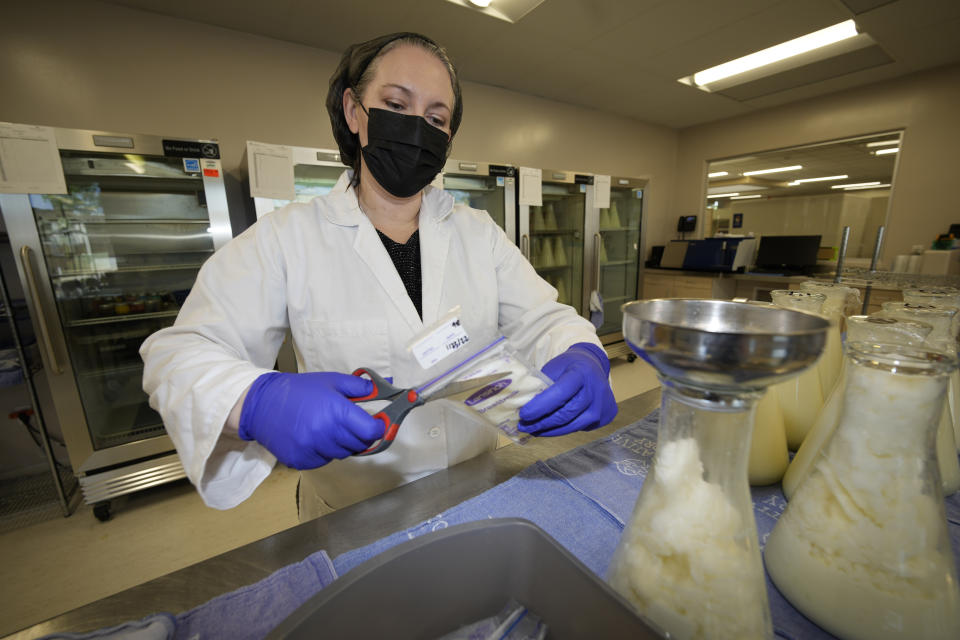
[140,170,602,514]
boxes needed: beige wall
[0,0,677,236]
[675,64,960,262]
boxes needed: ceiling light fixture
[706,192,740,198]
[444,0,544,23]
[708,171,729,178]
[842,183,891,191]
[468,0,492,6]
[832,181,881,189]
[865,140,900,148]
[787,175,848,185]
[678,20,861,92]
[742,165,802,176]
[731,195,763,200]
[874,147,899,155]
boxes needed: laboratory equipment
[0,124,233,519]
[765,342,960,640]
[442,158,517,242]
[610,299,828,639]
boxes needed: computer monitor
[754,235,822,273]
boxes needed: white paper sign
[409,315,470,369]
[247,141,295,201]
[0,122,67,194]
[518,167,542,206]
[594,174,611,209]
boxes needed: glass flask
[612,299,829,640]
[743,303,789,487]
[901,289,960,448]
[799,281,861,399]
[765,342,960,640]
[878,302,960,494]
[770,290,826,449]
[781,315,933,499]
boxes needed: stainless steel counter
[9,390,661,639]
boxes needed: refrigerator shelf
[75,362,145,379]
[43,218,211,225]
[599,227,640,232]
[601,260,635,267]
[49,263,206,278]
[604,295,632,304]
[531,229,578,236]
[535,265,573,272]
[65,309,179,328]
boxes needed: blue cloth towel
[173,549,337,640]
[333,409,960,640]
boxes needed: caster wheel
[93,501,112,522]
[627,353,637,363]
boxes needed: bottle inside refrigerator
[0,124,233,519]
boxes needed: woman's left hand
[518,343,618,437]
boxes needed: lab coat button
[428,427,441,438]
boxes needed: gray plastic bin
[268,518,663,639]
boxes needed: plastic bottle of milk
[770,290,825,450]
[781,315,933,499]
[799,281,862,399]
[878,302,960,495]
[765,342,960,640]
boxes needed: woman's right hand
[238,372,385,469]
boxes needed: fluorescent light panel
[707,192,740,198]
[708,171,729,178]
[731,195,763,200]
[686,20,859,89]
[788,174,848,185]
[832,181,881,189]
[865,139,900,147]
[874,147,899,155]
[843,183,891,190]
[742,165,802,176]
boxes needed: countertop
[8,390,661,640]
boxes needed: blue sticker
[183,158,201,173]
[496,176,505,187]
[579,184,586,193]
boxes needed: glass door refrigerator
[593,176,645,358]
[0,125,233,520]
[245,143,347,220]
[441,159,517,243]
[518,169,590,315]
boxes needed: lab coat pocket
[300,319,390,375]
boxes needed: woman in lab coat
[140,32,617,520]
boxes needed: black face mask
[357,104,449,198]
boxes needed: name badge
[409,316,470,369]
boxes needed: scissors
[349,367,509,456]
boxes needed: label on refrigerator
[202,159,221,178]
[0,122,67,194]
[496,176,505,187]
[183,158,201,173]
[594,174,611,208]
[518,167,542,206]
[247,141,295,200]
[163,139,220,159]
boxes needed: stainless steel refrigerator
[518,170,644,358]
[0,125,233,520]
[595,176,645,358]
[441,159,517,242]
[245,143,347,219]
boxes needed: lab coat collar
[322,170,455,226]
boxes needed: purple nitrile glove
[238,371,384,469]
[518,342,618,437]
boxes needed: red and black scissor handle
[350,367,424,456]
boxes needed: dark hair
[326,32,463,186]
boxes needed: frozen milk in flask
[764,342,960,640]
[770,290,825,449]
[782,315,933,499]
[610,299,829,640]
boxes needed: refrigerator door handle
[19,245,63,374]
[594,233,602,291]
[521,234,530,260]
